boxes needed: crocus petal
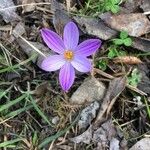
[75,39,101,56]
[41,28,65,54]
[59,63,75,91]
[41,55,65,71]
[63,22,79,50]
[71,56,92,72]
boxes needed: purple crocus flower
[40,21,101,91]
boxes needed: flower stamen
[64,50,74,60]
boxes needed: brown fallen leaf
[132,37,150,52]
[51,0,71,36]
[70,126,92,144]
[74,16,118,40]
[137,64,150,95]
[114,56,142,64]
[95,77,126,125]
[70,119,127,149]
[100,13,150,37]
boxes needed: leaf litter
[0,0,150,149]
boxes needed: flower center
[64,50,74,60]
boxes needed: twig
[15,34,46,57]
[144,11,150,15]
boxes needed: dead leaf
[0,0,20,23]
[22,0,36,13]
[74,16,118,40]
[70,126,92,144]
[74,15,150,52]
[137,64,150,95]
[51,0,71,36]
[78,101,100,129]
[71,119,127,149]
[93,119,116,148]
[95,77,126,125]
[100,13,150,37]
[132,37,150,52]
[69,77,106,105]
[114,56,142,64]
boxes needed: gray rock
[110,138,120,150]
[129,138,150,150]
[70,77,106,105]
[78,101,100,129]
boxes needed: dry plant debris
[0,0,150,149]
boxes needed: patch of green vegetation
[78,0,121,16]
[112,31,132,47]
[108,45,127,59]
[127,68,142,87]
[97,31,131,71]
[97,59,108,71]
[103,0,120,14]
[144,97,150,120]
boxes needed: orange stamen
[64,50,74,60]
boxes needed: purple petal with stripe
[41,55,65,71]
[59,63,75,91]
[71,55,92,72]
[63,22,79,50]
[75,39,101,56]
[41,28,65,54]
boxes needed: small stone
[129,138,150,150]
[52,116,60,125]
[78,101,100,129]
[70,77,106,105]
[110,138,120,150]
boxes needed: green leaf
[98,59,108,71]
[5,105,33,118]
[144,97,150,120]
[0,94,26,112]
[113,39,124,45]
[108,48,118,58]
[118,50,127,56]
[38,114,79,148]
[32,131,38,145]
[124,38,132,46]
[0,138,22,148]
[105,5,111,11]
[112,0,120,4]
[29,95,53,127]
[120,31,128,39]
[111,5,120,13]
[127,68,141,87]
